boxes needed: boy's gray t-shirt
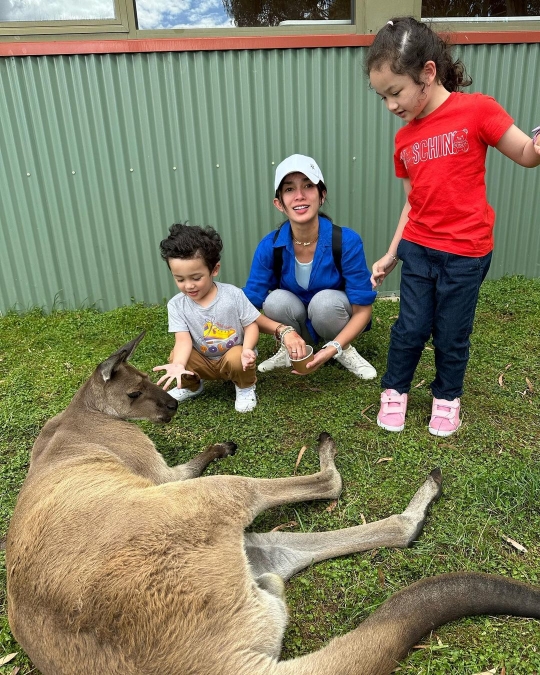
[167,282,260,360]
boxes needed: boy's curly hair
[160,222,223,272]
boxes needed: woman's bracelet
[387,252,399,263]
[278,326,296,344]
[532,125,540,146]
[274,323,287,340]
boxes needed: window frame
[0,0,130,38]
[0,0,539,49]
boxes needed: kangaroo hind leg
[245,468,442,581]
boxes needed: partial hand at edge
[371,253,399,289]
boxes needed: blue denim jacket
[243,216,376,311]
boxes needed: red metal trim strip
[0,31,538,57]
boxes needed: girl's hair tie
[387,20,394,25]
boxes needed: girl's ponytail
[366,16,472,92]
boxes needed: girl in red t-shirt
[366,16,540,436]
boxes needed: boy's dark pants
[381,240,492,401]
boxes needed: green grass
[1,276,539,674]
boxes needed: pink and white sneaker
[377,389,408,432]
[429,397,461,437]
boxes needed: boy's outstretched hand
[153,363,195,391]
[241,348,257,371]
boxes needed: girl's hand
[241,348,257,370]
[153,363,194,391]
[282,330,306,359]
[371,253,399,288]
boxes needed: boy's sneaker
[258,345,291,372]
[235,384,257,413]
[377,389,408,432]
[335,346,377,380]
[167,381,204,402]
[429,397,461,437]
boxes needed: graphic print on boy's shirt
[199,319,239,356]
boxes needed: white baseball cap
[274,154,325,192]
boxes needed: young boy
[153,222,260,413]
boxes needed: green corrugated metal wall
[0,43,539,313]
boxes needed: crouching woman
[243,154,377,378]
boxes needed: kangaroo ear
[97,332,145,382]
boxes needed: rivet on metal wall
[271,162,275,165]
[173,167,177,170]
[26,172,31,177]
[130,168,134,172]
[216,164,220,168]
[72,171,76,175]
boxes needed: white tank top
[295,258,313,290]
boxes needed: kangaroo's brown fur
[6,334,540,675]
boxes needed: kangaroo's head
[86,332,178,424]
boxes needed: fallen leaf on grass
[377,567,385,587]
[0,654,17,667]
[271,521,297,532]
[472,669,497,675]
[502,535,528,553]
[498,364,513,387]
[525,377,534,393]
[414,379,425,388]
[10,667,21,675]
[325,501,338,513]
[294,446,307,474]
[375,457,393,464]
[360,513,367,525]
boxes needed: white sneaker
[335,346,377,380]
[257,345,291,372]
[168,381,204,402]
[235,384,257,413]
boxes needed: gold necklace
[293,236,318,247]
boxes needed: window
[423,0,540,18]
[0,0,129,36]
[0,0,538,43]
[0,1,116,22]
[134,0,353,30]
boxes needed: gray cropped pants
[262,289,352,343]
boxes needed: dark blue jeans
[381,240,492,400]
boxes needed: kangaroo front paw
[213,441,237,458]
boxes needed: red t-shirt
[394,92,513,256]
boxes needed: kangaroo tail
[277,573,540,675]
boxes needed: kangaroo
[6,333,540,675]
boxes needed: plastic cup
[290,345,315,374]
